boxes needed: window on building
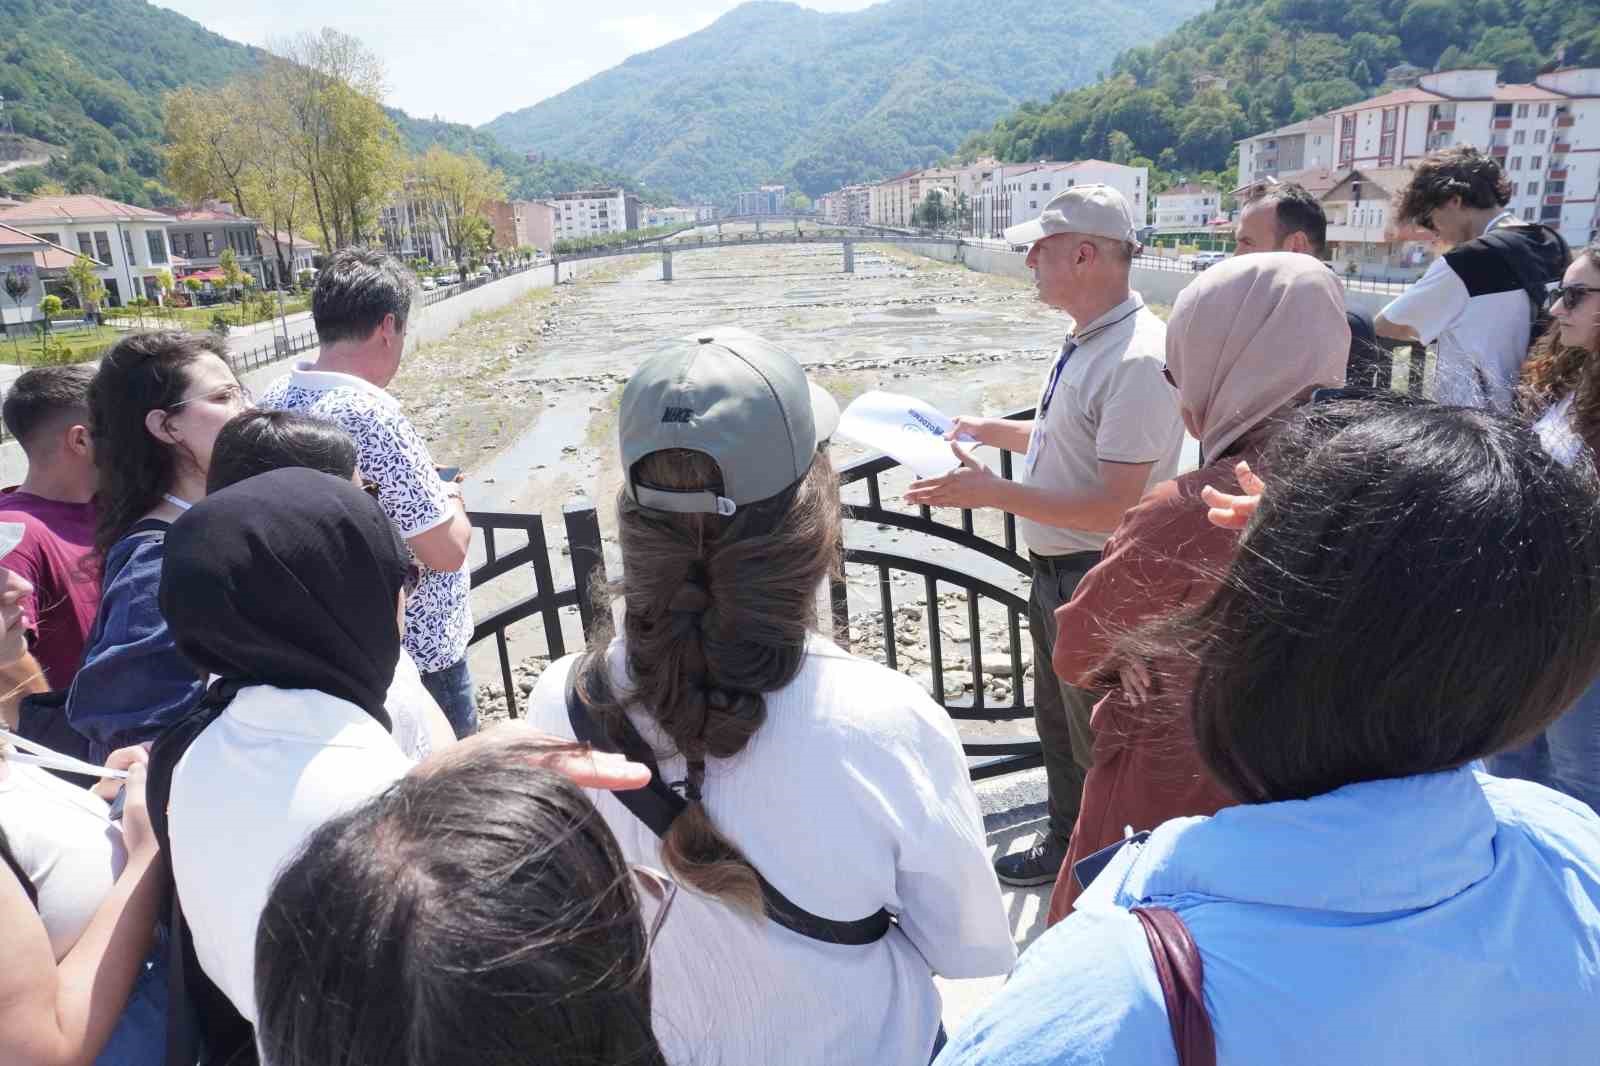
[37,232,61,247]
[147,231,167,264]
[1528,182,1540,196]
[1538,103,1551,118]
[183,233,195,257]
[204,232,216,257]
[1029,200,1038,209]
[1514,130,1526,145]
[1542,205,1562,221]
[76,233,93,258]
[94,232,112,263]
[1532,156,1542,170]
[1548,180,1565,195]
[1494,103,1513,118]
[1516,103,1530,118]
[123,231,135,263]
[1041,182,1051,191]
[1524,207,1536,221]
[1510,157,1523,170]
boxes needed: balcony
[1491,145,1509,158]
[1557,115,1576,129]
[1430,119,1456,132]
[1547,195,1565,207]
[1553,142,1572,154]
[1550,168,1569,181]
[1493,118,1513,129]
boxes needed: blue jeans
[421,657,478,739]
[95,939,168,1066]
[1490,675,1600,815]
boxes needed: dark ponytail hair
[1135,400,1600,805]
[88,331,229,562]
[576,448,842,911]
[255,735,665,1066]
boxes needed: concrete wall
[879,238,1393,317]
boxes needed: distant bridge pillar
[661,249,673,282]
[842,240,855,274]
[755,218,763,235]
[552,257,561,284]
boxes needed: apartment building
[973,160,1148,240]
[0,194,176,307]
[378,184,451,264]
[168,204,267,287]
[551,189,627,240]
[1154,183,1222,229]
[1236,117,1335,186]
[1326,66,1600,245]
[0,224,91,329]
[733,185,787,217]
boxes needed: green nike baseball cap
[619,328,840,516]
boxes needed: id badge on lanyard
[1028,338,1075,476]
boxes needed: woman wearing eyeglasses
[1489,242,1600,814]
[65,332,252,761]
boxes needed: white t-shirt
[167,685,412,1022]
[0,761,125,959]
[528,638,1016,1066]
[1380,212,1533,409]
[387,649,438,762]
[1020,293,1183,556]
[1536,392,1583,467]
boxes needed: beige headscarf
[1166,252,1351,460]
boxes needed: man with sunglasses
[1376,146,1569,408]
[906,186,1183,887]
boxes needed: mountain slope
[481,0,1215,201]
[964,0,1600,180]
[0,0,649,207]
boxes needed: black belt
[1029,549,1103,574]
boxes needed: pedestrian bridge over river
[552,223,952,280]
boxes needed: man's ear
[1282,231,1313,255]
[64,422,92,457]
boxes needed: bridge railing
[830,407,1042,780]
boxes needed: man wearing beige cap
[907,185,1183,886]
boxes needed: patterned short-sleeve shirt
[260,362,472,673]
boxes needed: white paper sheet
[835,391,975,478]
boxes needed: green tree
[66,257,104,316]
[219,247,247,325]
[410,145,509,281]
[3,270,30,362]
[1399,0,1463,67]
[1176,108,1237,170]
[785,191,812,213]
[163,82,255,215]
[38,294,63,357]
[1470,26,1541,83]
[1107,130,1136,165]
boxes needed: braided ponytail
[576,447,841,912]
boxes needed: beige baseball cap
[1003,184,1140,248]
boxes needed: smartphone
[1072,830,1151,892]
[108,784,127,821]
[436,466,461,483]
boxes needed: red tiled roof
[1163,183,1219,197]
[172,208,253,223]
[0,222,105,268]
[0,194,174,224]
[1334,88,1445,111]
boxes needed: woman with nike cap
[528,327,1015,1066]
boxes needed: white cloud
[154,0,883,127]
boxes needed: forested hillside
[962,0,1600,185]
[481,0,1215,201]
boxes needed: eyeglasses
[1550,284,1597,312]
[165,383,253,412]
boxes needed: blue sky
[155,0,883,127]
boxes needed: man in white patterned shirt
[260,249,478,736]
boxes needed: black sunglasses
[1550,284,1596,312]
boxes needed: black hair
[254,734,667,1066]
[1254,182,1328,257]
[1141,399,1600,804]
[1396,145,1513,227]
[2,364,95,452]
[88,331,231,562]
[310,248,415,345]
[205,410,358,495]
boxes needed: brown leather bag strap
[1132,906,1216,1066]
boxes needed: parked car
[1192,250,1228,270]
[420,277,437,292]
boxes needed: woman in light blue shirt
[938,398,1600,1066]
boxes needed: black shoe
[994,836,1067,887]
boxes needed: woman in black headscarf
[148,468,416,1062]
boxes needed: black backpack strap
[565,668,893,946]
[148,684,258,1066]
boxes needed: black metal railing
[831,408,1042,780]
[228,328,321,374]
[465,501,606,719]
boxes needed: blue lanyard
[1039,339,1077,416]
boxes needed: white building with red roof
[0,194,176,308]
[0,223,107,331]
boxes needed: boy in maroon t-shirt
[0,366,100,725]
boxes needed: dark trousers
[1029,551,1101,848]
